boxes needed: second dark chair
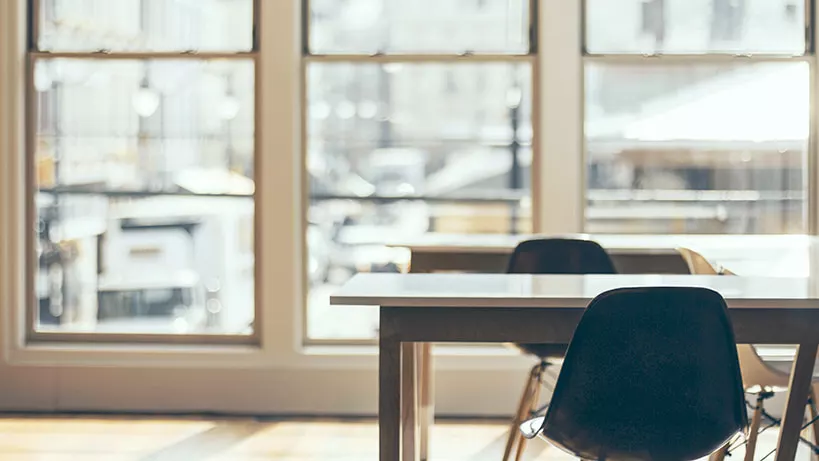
[503,238,618,461]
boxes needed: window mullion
[583,54,813,64]
[29,51,259,60]
[537,0,582,233]
[303,53,534,63]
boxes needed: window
[29,0,257,339]
[309,0,529,55]
[583,0,811,234]
[305,0,535,341]
[586,0,805,54]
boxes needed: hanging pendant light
[34,63,53,92]
[219,95,241,120]
[132,77,159,118]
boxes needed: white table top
[388,233,818,254]
[389,233,819,277]
[331,273,819,309]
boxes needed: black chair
[520,287,748,461]
[503,238,618,461]
[506,238,618,276]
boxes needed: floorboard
[0,415,812,460]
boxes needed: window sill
[7,341,534,371]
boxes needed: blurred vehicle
[98,194,254,333]
[96,271,205,333]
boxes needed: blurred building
[310,0,808,235]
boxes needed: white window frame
[535,0,585,234]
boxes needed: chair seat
[516,343,568,360]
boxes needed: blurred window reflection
[305,3,535,340]
[584,0,810,234]
[30,1,256,337]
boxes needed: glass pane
[309,0,530,54]
[38,0,254,52]
[306,62,532,340]
[585,0,806,55]
[33,59,255,334]
[307,201,531,340]
[585,61,808,234]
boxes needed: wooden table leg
[419,343,434,461]
[381,337,401,461]
[408,255,435,461]
[775,343,819,461]
[402,343,419,461]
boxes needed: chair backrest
[679,248,789,391]
[540,287,747,461]
[678,247,735,276]
[507,238,617,275]
[677,247,719,275]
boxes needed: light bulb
[311,101,332,120]
[219,95,241,120]
[506,87,523,108]
[34,65,53,92]
[132,87,160,117]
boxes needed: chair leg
[744,396,764,461]
[809,387,819,461]
[708,441,729,461]
[514,365,545,461]
[502,363,542,461]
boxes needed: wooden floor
[0,415,812,461]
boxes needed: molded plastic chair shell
[507,238,618,276]
[523,287,748,461]
[677,247,806,393]
[508,238,617,359]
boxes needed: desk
[332,273,819,461]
